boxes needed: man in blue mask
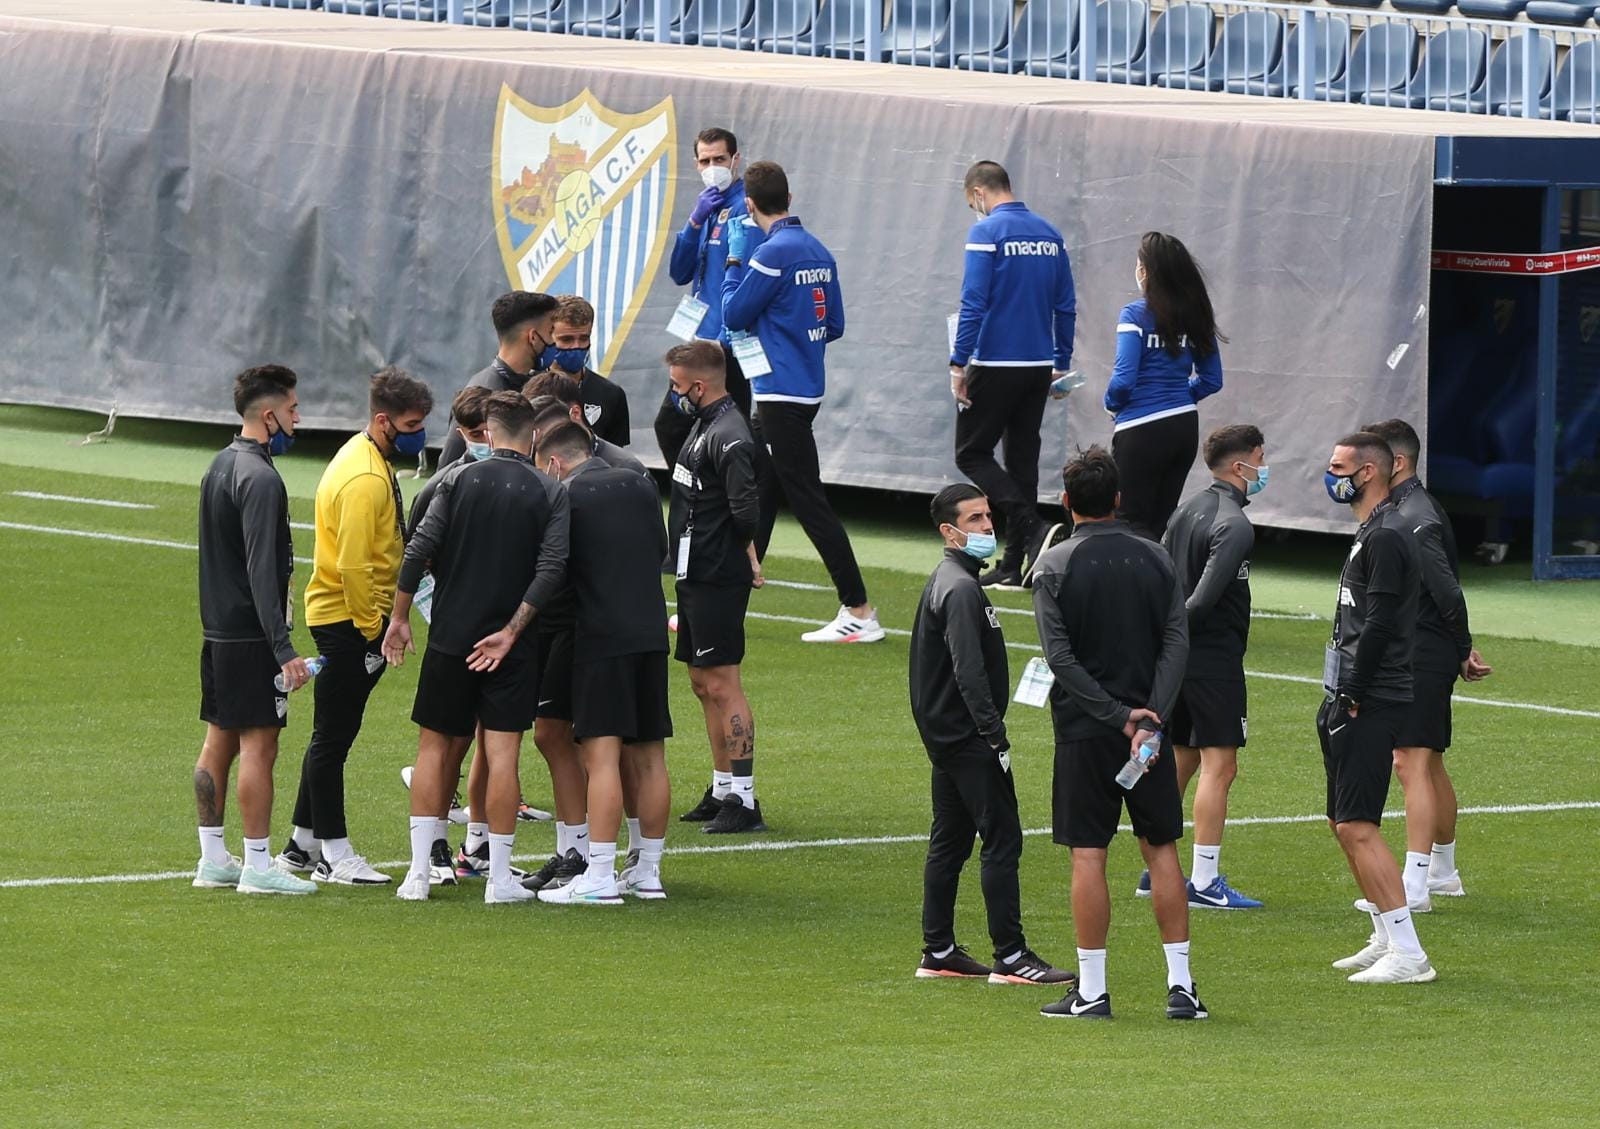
[908,483,1074,987]
[538,295,631,449]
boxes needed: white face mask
[701,164,734,192]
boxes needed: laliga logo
[492,87,678,375]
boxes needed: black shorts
[1168,678,1248,749]
[1052,731,1183,849]
[411,643,539,738]
[1317,698,1404,824]
[534,629,575,722]
[199,640,287,731]
[1397,667,1456,752]
[674,580,750,667]
[572,651,673,743]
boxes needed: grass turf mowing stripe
[4,801,1596,890]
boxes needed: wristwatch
[1336,692,1360,714]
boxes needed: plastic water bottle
[1115,731,1163,790]
[1049,370,1086,400]
[274,655,325,692]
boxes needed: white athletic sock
[321,837,353,865]
[588,841,617,880]
[627,817,643,853]
[409,816,434,877]
[640,836,664,871]
[1191,844,1221,890]
[1429,840,1457,878]
[243,837,271,874]
[571,821,591,860]
[488,832,516,888]
[556,821,572,856]
[433,818,448,848]
[198,825,228,866]
[711,771,733,800]
[1381,906,1426,960]
[1077,948,1108,1001]
[465,822,489,853]
[1368,908,1387,944]
[930,944,955,959]
[732,773,755,810]
[1403,851,1432,904]
[1163,940,1193,991]
[291,825,316,851]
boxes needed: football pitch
[2,405,1598,1127]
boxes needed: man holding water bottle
[1029,447,1205,1020]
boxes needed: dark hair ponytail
[1139,232,1225,361]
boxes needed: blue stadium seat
[761,0,882,58]
[1455,0,1527,17]
[736,0,819,48]
[380,1,445,18]
[567,0,679,38]
[1261,13,1350,98]
[514,0,619,32]
[1461,31,1555,113]
[1524,1,1597,23]
[1208,10,1285,94]
[1554,39,1600,121]
[1082,0,1148,80]
[1364,27,1486,110]
[640,0,750,43]
[266,0,326,8]
[1121,3,1211,87]
[1337,0,1383,7]
[461,0,555,26]
[324,0,382,13]
[1000,0,1077,77]
[1319,22,1415,102]
[1390,0,1454,13]
[885,0,956,63]
[898,0,1012,68]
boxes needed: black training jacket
[1162,479,1253,673]
[1391,477,1473,674]
[198,436,297,665]
[909,549,1010,755]
[666,397,761,586]
[1331,498,1420,705]
[565,459,671,662]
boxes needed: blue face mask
[391,425,427,459]
[541,344,591,374]
[466,440,492,462]
[958,529,998,560]
[669,387,699,417]
[266,412,294,457]
[1240,462,1269,497]
[1325,470,1362,505]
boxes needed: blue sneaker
[1187,875,1263,910]
[1134,870,1152,898]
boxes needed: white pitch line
[983,601,1320,623]
[8,521,1598,721]
[3,801,1596,890]
[290,521,314,531]
[10,490,156,510]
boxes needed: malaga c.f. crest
[492,86,677,375]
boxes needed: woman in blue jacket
[1104,232,1225,539]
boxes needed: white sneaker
[1332,933,1390,971]
[621,866,667,900]
[237,866,316,896]
[193,855,243,889]
[396,871,431,901]
[1348,950,1437,984]
[538,868,623,905]
[801,606,886,644]
[1427,871,1466,896]
[315,855,392,886]
[1354,893,1432,914]
[485,876,538,905]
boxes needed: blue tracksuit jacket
[721,217,845,404]
[952,201,1076,370]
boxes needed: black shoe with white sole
[990,949,1078,986]
[521,848,586,892]
[979,566,1025,590]
[678,787,723,822]
[702,795,768,834]
[1166,982,1209,1020]
[1041,987,1113,1019]
[915,945,992,979]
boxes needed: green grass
[1,410,1599,1126]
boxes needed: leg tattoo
[194,767,221,825]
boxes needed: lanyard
[363,431,408,545]
[683,397,738,526]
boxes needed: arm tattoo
[194,767,221,825]
[503,601,537,637]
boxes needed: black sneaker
[1166,982,1209,1020]
[915,945,991,979]
[703,795,768,834]
[979,566,1025,590]
[679,786,723,822]
[1021,522,1068,588]
[1041,987,1113,1019]
[521,848,585,892]
[990,949,1078,986]
[429,838,458,887]
[273,841,318,874]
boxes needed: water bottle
[1115,731,1162,790]
[274,655,325,692]
[1049,370,1086,400]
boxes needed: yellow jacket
[304,432,404,638]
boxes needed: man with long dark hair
[1105,232,1225,540]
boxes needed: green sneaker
[193,855,243,889]
[237,865,316,896]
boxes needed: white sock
[433,818,448,849]
[243,837,271,874]
[571,821,591,860]
[640,836,664,872]
[711,771,733,800]
[626,817,642,853]
[1429,840,1457,878]
[466,822,489,853]
[409,816,434,877]
[556,821,572,856]
[198,825,228,866]
[291,825,316,851]
[1403,851,1431,904]
[488,832,516,887]
[930,944,954,959]
[1368,908,1387,945]
[1381,906,1425,960]
[1191,844,1221,889]
[321,837,353,865]
[1163,940,1193,991]
[732,772,755,810]
[1077,948,1107,1000]
[588,840,617,880]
